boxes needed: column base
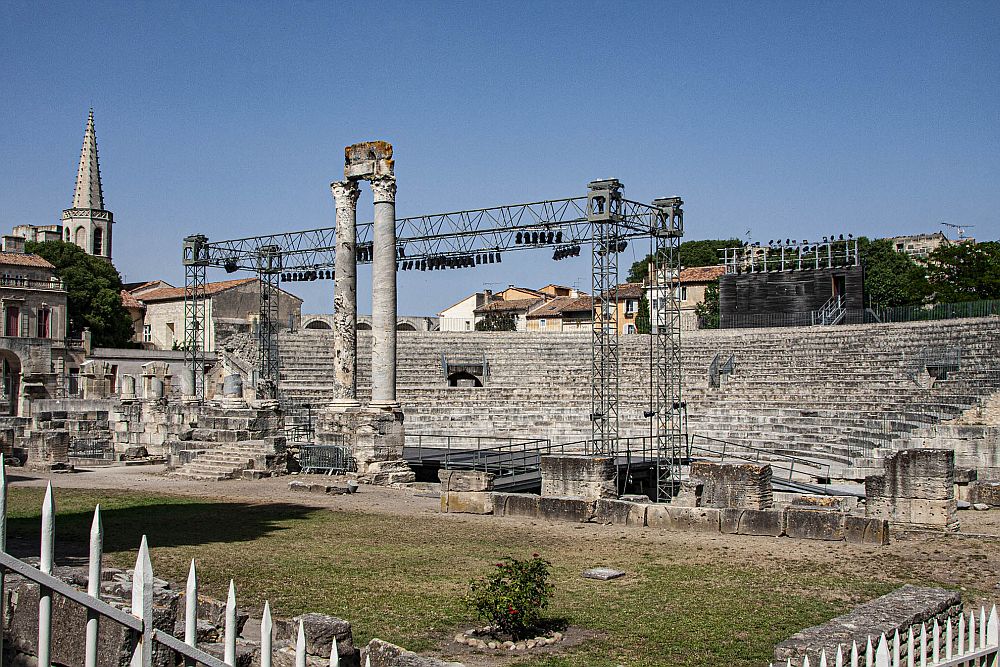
[326,397,363,410]
[368,399,401,411]
[312,405,412,485]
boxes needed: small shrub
[466,554,554,640]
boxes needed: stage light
[496,252,502,263]
[547,231,554,244]
[224,260,239,273]
[516,232,522,244]
[556,231,563,243]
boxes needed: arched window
[75,226,86,247]
[93,227,103,255]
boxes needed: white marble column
[330,180,361,407]
[369,174,399,409]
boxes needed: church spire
[72,109,105,211]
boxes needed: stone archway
[304,319,332,330]
[356,322,372,331]
[0,349,22,416]
[396,322,417,332]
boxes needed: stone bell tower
[62,109,114,261]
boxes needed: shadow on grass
[5,499,318,561]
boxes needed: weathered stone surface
[976,481,1000,507]
[773,585,962,667]
[364,638,465,667]
[538,496,595,523]
[582,567,626,580]
[491,492,540,518]
[438,469,494,492]
[279,613,358,666]
[540,455,616,499]
[844,515,890,545]
[688,461,773,509]
[440,491,493,514]
[720,508,785,536]
[592,498,647,526]
[646,505,721,533]
[784,508,845,541]
[866,450,954,501]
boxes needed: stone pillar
[330,180,361,407]
[121,375,137,402]
[369,174,398,409]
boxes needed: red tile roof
[527,296,594,317]
[0,252,55,269]
[679,265,725,283]
[136,278,257,303]
[120,289,144,309]
[474,298,542,314]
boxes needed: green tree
[695,279,720,329]
[924,241,1000,303]
[25,240,135,347]
[858,237,930,309]
[634,294,651,333]
[475,311,517,331]
[627,238,741,283]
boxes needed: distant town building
[525,295,593,332]
[122,278,303,351]
[887,232,956,259]
[647,265,726,331]
[440,284,586,332]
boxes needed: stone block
[867,450,954,501]
[278,613,358,665]
[720,508,785,536]
[363,638,463,667]
[593,498,647,526]
[844,516,890,545]
[646,505,721,533]
[976,481,1000,507]
[440,491,493,514]
[785,508,846,541]
[437,469,494,492]
[538,496,595,523]
[540,454,616,499]
[491,492,540,519]
[689,461,773,509]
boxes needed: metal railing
[300,443,354,474]
[811,295,846,326]
[0,277,64,290]
[721,298,1000,329]
[0,457,343,667]
[68,438,115,461]
[688,433,832,482]
[405,433,554,480]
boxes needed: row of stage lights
[748,234,854,250]
[399,252,503,271]
[516,230,563,245]
[552,244,582,260]
[281,270,332,282]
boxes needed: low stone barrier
[439,469,494,514]
[485,493,888,544]
[686,461,773,509]
[539,455,616,499]
[773,585,962,667]
[978,481,1000,507]
[866,450,959,531]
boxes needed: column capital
[370,175,397,205]
[330,180,361,211]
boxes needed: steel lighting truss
[183,181,685,484]
[650,198,685,500]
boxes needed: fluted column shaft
[370,175,398,408]
[331,180,361,406]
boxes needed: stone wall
[773,585,962,667]
[540,455,616,499]
[866,449,958,531]
[894,424,1000,480]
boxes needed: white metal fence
[0,454,356,667]
[772,606,999,667]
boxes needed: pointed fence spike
[130,536,154,667]
[330,636,339,667]
[907,627,914,667]
[866,636,874,667]
[919,623,927,667]
[980,606,987,649]
[38,482,55,667]
[365,654,371,667]
[851,640,859,667]
[835,644,844,667]
[988,605,999,647]
[933,619,940,664]
[183,559,198,667]
[875,634,889,667]
[820,649,828,667]
[969,610,976,654]
[85,504,104,667]
[225,579,237,666]
[261,602,273,667]
[946,617,953,660]
[296,619,306,667]
[804,656,810,667]
[958,612,965,655]
[891,630,900,667]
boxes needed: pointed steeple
[72,109,105,211]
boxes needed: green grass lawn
[5,487,908,666]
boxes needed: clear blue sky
[2,1,998,315]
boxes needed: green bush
[466,555,554,639]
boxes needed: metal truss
[650,198,685,501]
[587,180,623,461]
[182,235,209,400]
[256,246,282,397]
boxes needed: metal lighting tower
[256,245,282,399]
[651,197,685,501]
[587,179,624,457]
[182,235,209,400]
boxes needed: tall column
[369,174,399,409]
[330,180,361,407]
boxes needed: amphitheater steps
[168,441,273,481]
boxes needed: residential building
[525,296,593,332]
[124,278,303,351]
[648,265,726,331]
[474,298,542,331]
[442,284,586,332]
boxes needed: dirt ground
[12,463,1000,610]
